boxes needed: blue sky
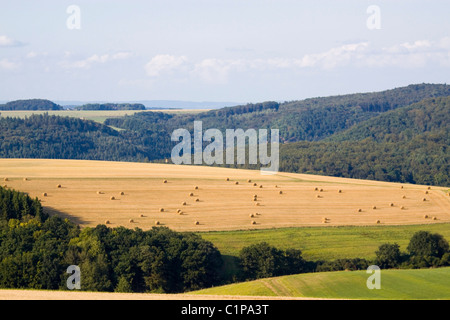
[0,0,449,103]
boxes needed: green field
[198,223,450,261]
[192,267,450,299]
[0,109,207,124]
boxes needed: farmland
[1,159,449,233]
[192,267,450,299]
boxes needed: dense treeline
[0,114,151,161]
[280,97,450,186]
[0,187,449,292]
[237,232,450,281]
[0,186,47,222]
[0,186,223,292]
[75,103,146,111]
[0,99,63,111]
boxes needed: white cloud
[143,37,450,84]
[0,58,19,70]
[61,51,132,69]
[0,35,25,47]
[145,54,188,77]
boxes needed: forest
[1,186,449,292]
[0,83,449,186]
[0,99,63,111]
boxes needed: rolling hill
[0,84,449,186]
[191,267,450,299]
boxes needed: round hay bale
[402,195,406,199]
[139,214,144,217]
[275,185,278,188]
[251,221,256,225]
[357,208,362,212]
[120,191,124,195]
[110,196,115,200]
[226,178,230,181]
[338,189,342,193]
[178,210,183,215]
[57,184,62,188]
[427,186,431,190]
[390,203,394,207]
[279,190,283,194]
[249,213,254,218]
[194,221,199,225]
[314,187,318,191]
[3,185,7,188]
[23,178,28,181]
[400,206,405,210]
[194,186,198,190]
[253,183,257,186]
[423,198,427,201]
[129,219,134,223]
[42,192,47,197]
[319,188,323,192]
[255,202,260,206]
[432,216,437,220]
[195,198,200,202]
[155,221,160,225]
[247,179,252,183]
[316,195,321,198]
[176,209,181,213]
[182,201,187,206]
[376,220,381,224]
[424,215,428,219]
[372,206,377,210]
[163,179,168,184]
[400,185,404,189]
[322,218,328,223]
[105,220,110,224]
[235,181,239,185]
[253,197,257,201]
[97,191,102,195]
[425,190,428,194]
[259,185,263,188]
[189,192,194,196]
[159,208,164,212]
[3,178,8,182]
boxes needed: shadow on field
[43,206,88,226]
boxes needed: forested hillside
[279,97,450,186]
[0,114,151,161]
[0,84,448,186]
[0,99,63,111]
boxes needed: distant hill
[280,96,450,186]
[75,103,146,111]
[0,99,63,111]
[0,84,448,186]
[55,100,240,109]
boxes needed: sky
[0,0,449,104]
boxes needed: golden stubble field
[1,159,449,232]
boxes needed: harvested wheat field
[1,159,449,232]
